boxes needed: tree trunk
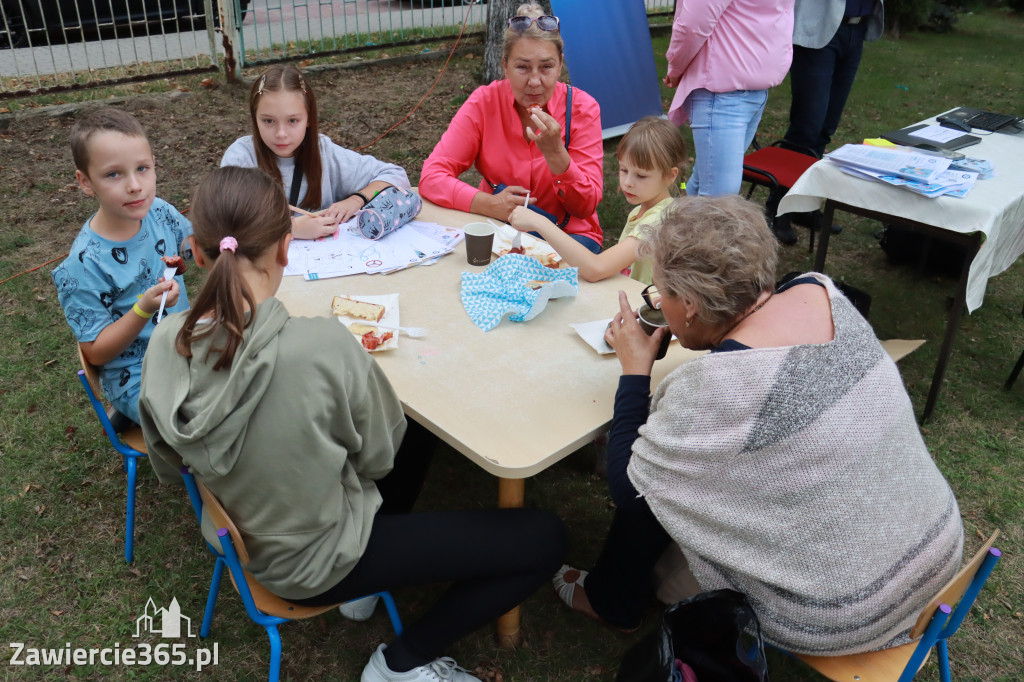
[483,0,516,83]
[482,0,553,84]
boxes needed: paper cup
[464,222,495,266]
[638,304,672,360]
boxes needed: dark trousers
[584,503,672,631]
[784,21,870,158]
[292,421,567,671]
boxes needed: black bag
[876,223,968,279]
[616,590,769,682]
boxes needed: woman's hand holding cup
[605,291,665,377]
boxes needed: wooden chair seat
[181,469,403,682]
[787,530,1001,682]
[796,643,925,681]
[225,566,341,620]
[122,427,146,453]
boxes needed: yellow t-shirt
[619,197,672,285]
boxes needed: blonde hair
[639,195,778,327]
[616,116,687,176]
[502,2,563,61]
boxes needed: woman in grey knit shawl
[554,195,963,655]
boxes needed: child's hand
[509,205,549,233]
[292,214,339,240]
[141,278,179,314]
[323,196,364,225]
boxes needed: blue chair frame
[793,530,1002,682]
[180,468,402,682]
[76,354,147,563]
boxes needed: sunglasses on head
[508,15,560,32]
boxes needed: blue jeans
[684,88,768,196]
[784,21,869,157]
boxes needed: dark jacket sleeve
[607,374,652,511]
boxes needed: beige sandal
[552,565,639,634]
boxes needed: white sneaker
[360,644,482,682]
[339,595,380,621]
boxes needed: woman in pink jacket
[664,0,794,197]
[420,2,604,252]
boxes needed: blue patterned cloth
[460,254,578,331]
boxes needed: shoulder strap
[289,167,303,207]
[564,84,572,150]
[555,84,573,231]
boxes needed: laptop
[881,124,981,152]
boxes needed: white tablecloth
[779,117,1024,312]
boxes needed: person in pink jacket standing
[420,2,604,253]
[664,0,795,197]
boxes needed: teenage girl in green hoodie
[139,166,566,682]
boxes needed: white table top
[778,115,1024,312]
[275,198,703,479]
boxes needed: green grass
[2,8,1024,680]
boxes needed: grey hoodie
[139,297,407,600]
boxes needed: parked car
[1,0,250,49]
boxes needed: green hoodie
[139,298,407,600]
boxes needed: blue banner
[551,0,665,138]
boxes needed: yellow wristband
[132,302,154,319]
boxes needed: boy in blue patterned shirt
[53,108,191,424]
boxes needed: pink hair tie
[219,236,238,253]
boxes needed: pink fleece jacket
[666,0,794,126]
[420,80,603,246]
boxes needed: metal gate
[1,0,673,98]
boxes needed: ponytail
[176,167,291,369]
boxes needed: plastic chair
[75,346,147,563]
[179,468,402,682]
[742,139,821,251]
[793,530,1002,682]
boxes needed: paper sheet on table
[572,318,615,354]
[284,220,462,279]
[333,293,399,352]
[838,165,977,198]
[826,143,951,182]
[571,318,680,355]
[491,222,562,268]
[907,125,965,144]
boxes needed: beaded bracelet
[132,302,154,319]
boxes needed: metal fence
[1,0,674,98]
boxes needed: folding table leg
[496,477,525,648]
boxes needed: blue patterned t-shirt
[53,198,192,408]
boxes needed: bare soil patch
[0,53,485,277]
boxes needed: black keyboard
[966,111,1020,131]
